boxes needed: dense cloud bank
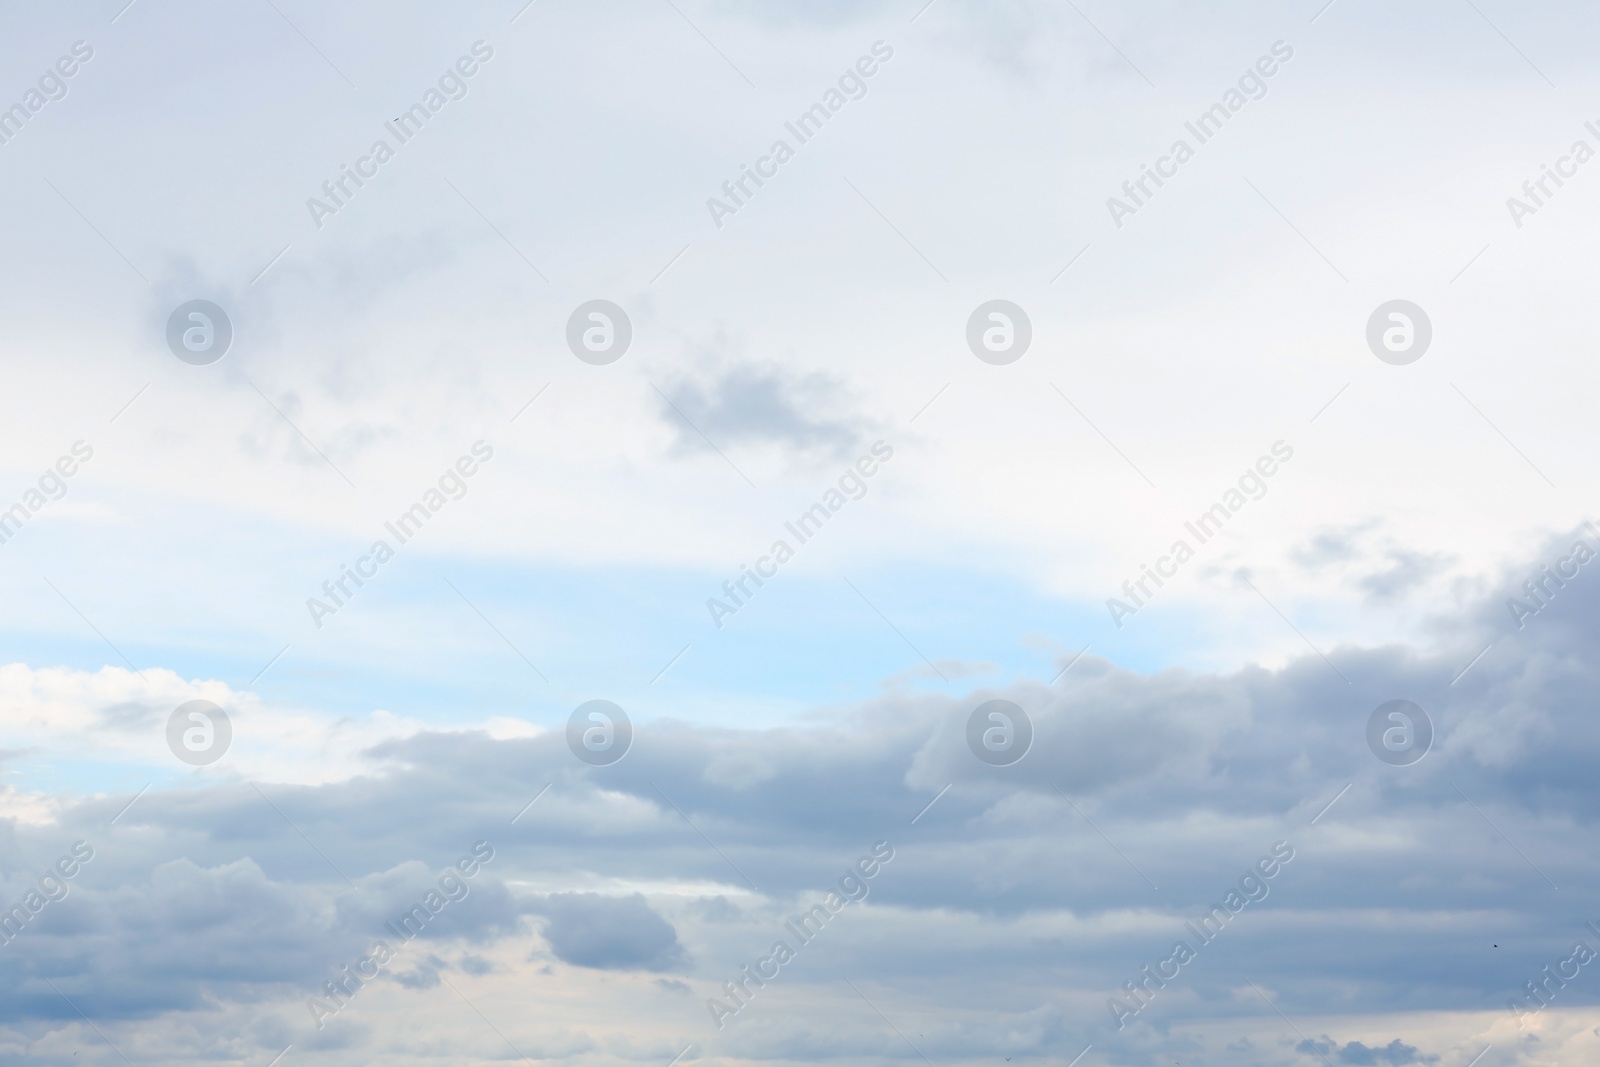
[0,534,1595,1064]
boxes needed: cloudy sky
[2,0,1599,1064]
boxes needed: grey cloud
[95,700,160,732]
[689,895,742,922]
[1290,521,1452,602]
[1462,525,1600,644]
[1357,547,1452,602]
[655,359,870,462]
[1290,520,1383,569]
[0,842,523,1024]
[1298,1036,1438,1065]
[0,856,344,1022]
[532,893,686,972]
[457,952,493,976]
[534,895,684,979]
[391,953,447,989]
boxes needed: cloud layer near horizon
[0,525,1596,1064]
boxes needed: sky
[2,0,1599,1064]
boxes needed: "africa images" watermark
[306,41,495,229]
[706,840,894,1029]
[307,441,495,628]
[1507,922,1600,1029]
[0,841,95,949]
[1505,122,1600,229]
[1506,527,1596,630]
[1107,441,1294,627]
[0,40,94,148]
[0,440,95,548]
[706,441,894,628]
[308,840,496,1028]
[1106,41,1293,229]
[706,41,894,229]
[1107,840,1295,1029]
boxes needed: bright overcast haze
[1,1,1597,1065]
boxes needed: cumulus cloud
[532,893,687,972]
[654,359,871,462]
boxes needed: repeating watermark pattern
[706,441,894,628]
[1508,924,1600,1028]
[707,840,895,1029]
[1106,41,1294,229]
[166,699,232,766]
[307,840,496,1028]
[566,700,632,766]
[0,841,95,948]
[965,699,1033,766]
[165,300,233,365]
[307,441,495,629]
[1506,123,1600,228]
[307,41,495,229]
[1365,700,1432,767]
[1365,300,1431,365]
[0,40,94,147]
[706,41,895,229]
[11,9,1597,1065]
[0,441,94,547]
[965,300,1031,365]
[565,300,632,365]
[1107,840,1295,1029]
[1107,441,1295,627]
[1507,533,1594,629]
